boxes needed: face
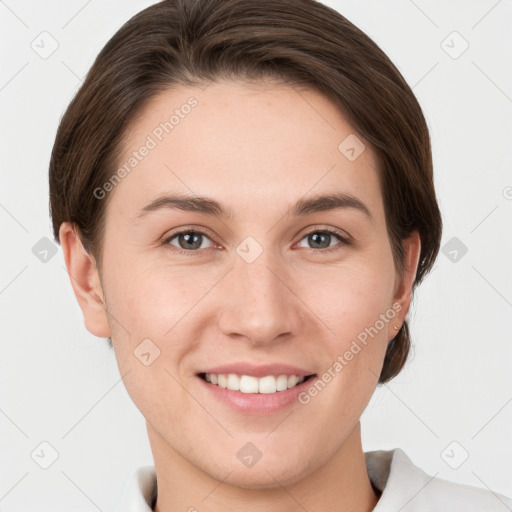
[64,79,419,488]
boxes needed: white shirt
[115,447,512,511]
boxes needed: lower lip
[196,375,317,415]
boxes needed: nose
[216,248,302,346]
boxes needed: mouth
[197,372,317,394]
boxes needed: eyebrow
[135,192,373,223]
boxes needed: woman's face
[70,79,419,488]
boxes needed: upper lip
[198,362,316,378]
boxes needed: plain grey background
[1,0,511,510]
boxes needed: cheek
[299,256,395,393]
[298,265,392,422]
[104,259,218,372]
[103,262,200,423]
[299,258,395,337]
[106,245,395,347]
[104,256,188,332]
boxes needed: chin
[208,452,313,490]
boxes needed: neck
[150,421,379,512]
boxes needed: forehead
[108,80,384,226]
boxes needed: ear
[59,222,111,338]
[389,230,421,340]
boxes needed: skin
[60,79,421,512]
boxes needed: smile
[200,372,316,394]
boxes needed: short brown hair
[49,0,443,384]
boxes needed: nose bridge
[217,241,299,344]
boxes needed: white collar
[115,447,512,511]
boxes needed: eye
[163,226,351,256]
[163,229,216,255]
[296,228,350,253]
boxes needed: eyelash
[162,226,351,257]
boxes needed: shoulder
[114,465,157,512]
[365,447,512,511]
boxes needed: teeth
[203,373,307,393]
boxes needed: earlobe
[59,222,111,338]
